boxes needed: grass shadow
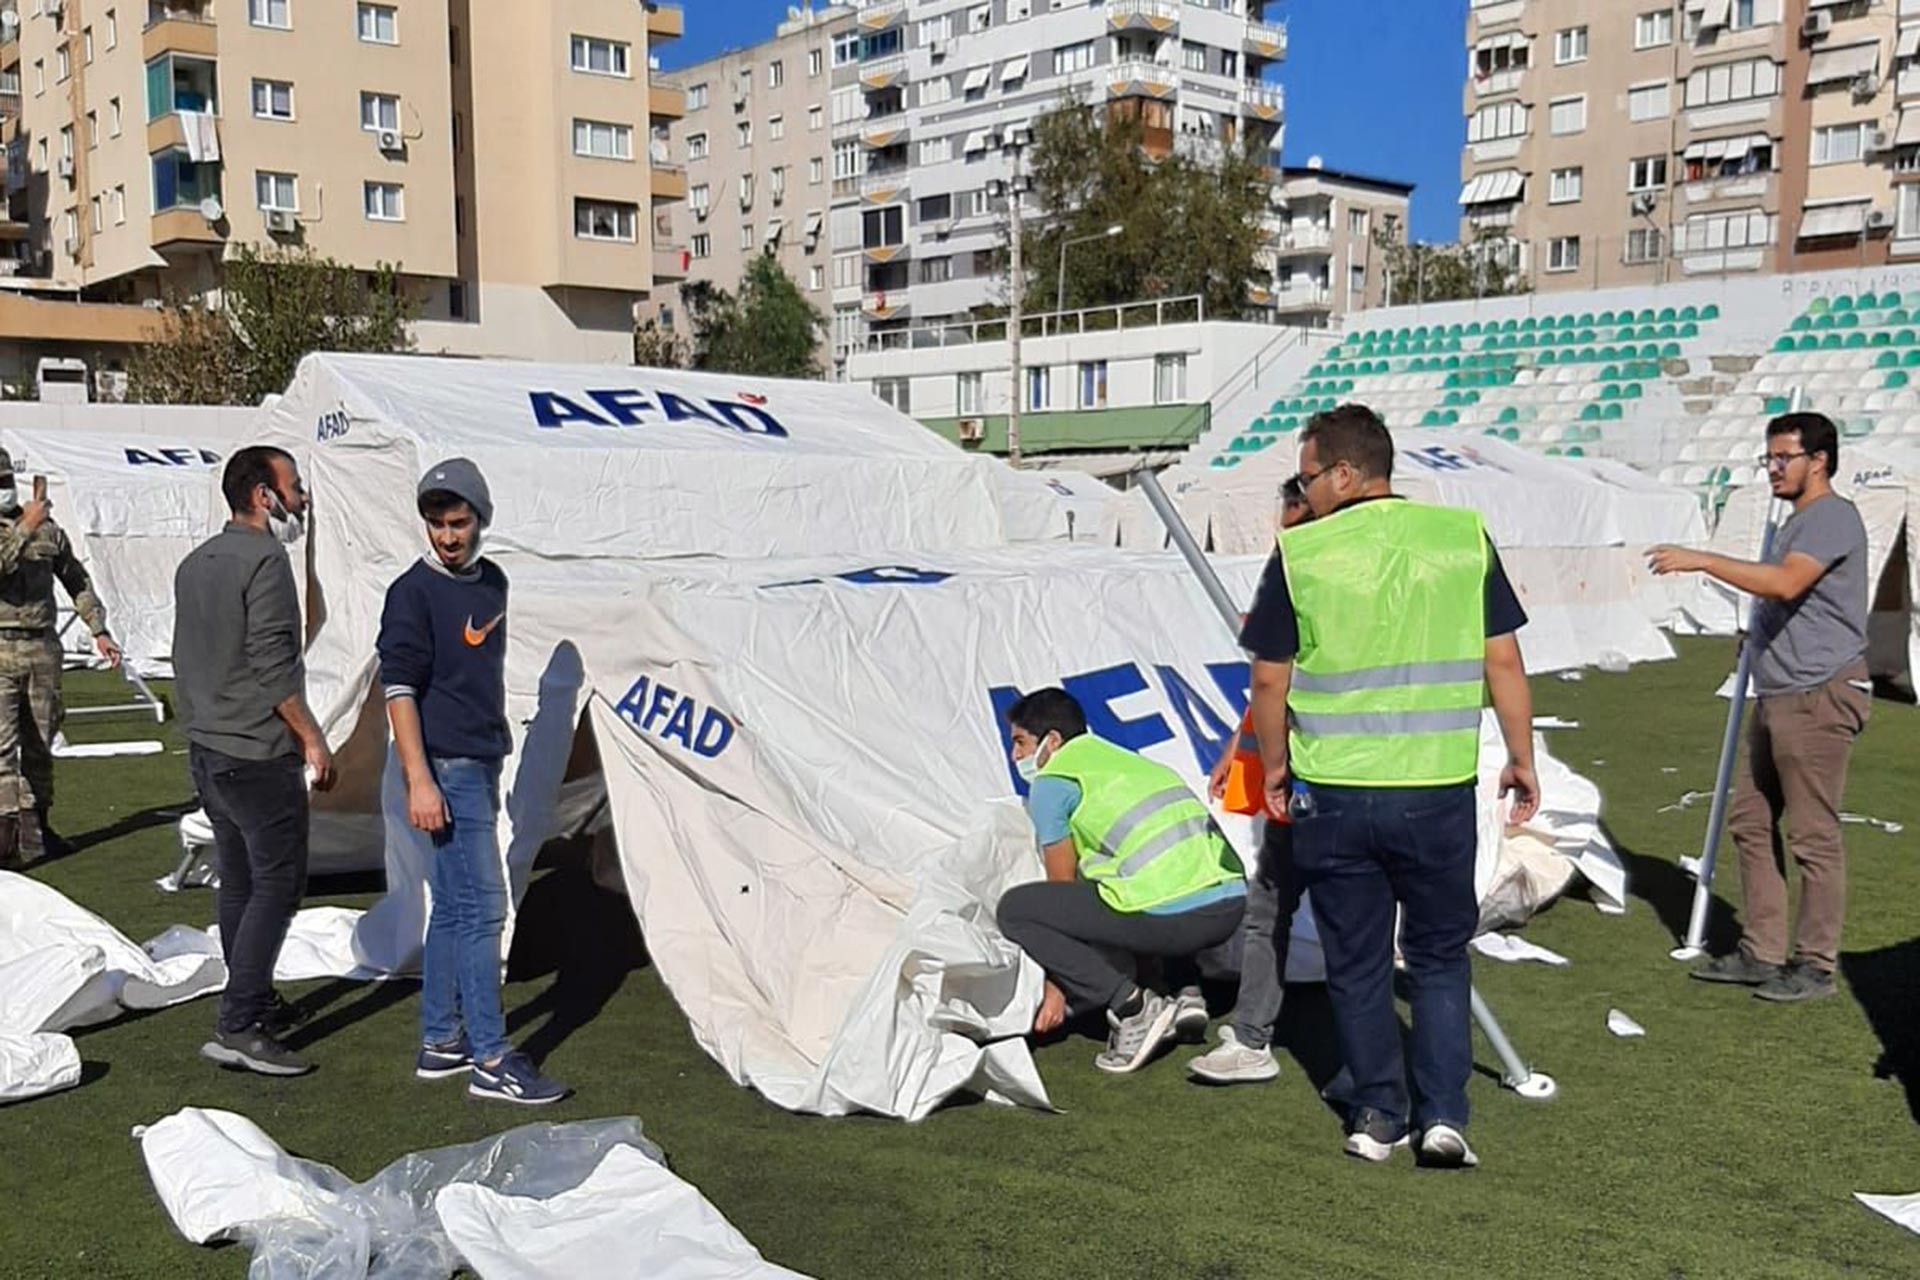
[1840,938,1920,1125]
[1605,820,1742,955]
[48,802,186,863]
[285,977,419,1051]
[502,838,651,1065]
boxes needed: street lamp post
[1056,223,1124,317]
[992,140,1031,466]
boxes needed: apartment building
[1265,161,1411,325]
[0,0,683,366]
[1461,0,1920,291]
[654,4,851,362]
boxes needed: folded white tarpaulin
[140,1108,810,1278]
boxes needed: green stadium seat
[1679,322,1699,339]
[1808,297,1830,314]
[1877,351,1900,368]
[1871,331,1891,348]
[1658,307,1677,322]
[1661,343,1681,359]
[1790,315,1812,331]
[1624,383,1643,399]
[1603,403,1623,420]
[1679,305,1699,322]
[1701,304,1720,320]
[1796,335,1819,351]
[1774,336,1797,353]
[1882,291,1903,309]
[1889,371,1910,389]
[1846,332,1867,348]
[1579,404,1600,422]
[1832,295,1853,312]
[1764,396,1789,414]
[1900,350,1920,367]
[1856,293,1878,310]
[1840,312,1861,330]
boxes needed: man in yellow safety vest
[996,687,1247,1075]
[1244,404,1540,1169]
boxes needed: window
[90,195,101,232]
[1628,83,1670,121]
[969,4,991,33]
[1473,37,1530,77]
[255,170,298,211]
[687,132,708,161]
[1684,58,1780,109]
[253,79,294,120]
[770,166,786,203]
[106,9,116,48]
[56,46,68,82]
[1550,167,1583,204]
[919,137,952,165]
[1548,236,1581,272]
[809,104,823,131]
[59,126,72,161]
[62,211,76,246]
[688,83,709,111]
[109,98,121,136]
[962,188,991,219]
[1467,101,1529,142]
[1027,365,1050,411]
[919,193,953,222]
[360,92,400,132]
[1900,184,1920,239]
[739,173,754,207]
[454,196,465,234]
[446,282,467,320]
[769,114,785,141]
[862,205,903,246]
[249,0,290,30]
[919,256,952,284]
[833,33,859,66]
[690,183,710,216]
[737,121,752,147]
[1628,155,1668,190]
[809,265,825,291]
[32,61,41,96]
[921,76,952,107]
[1549,96,1587,135]
[1349,263,1366,299]
[958,372,984,416]
[112,185,125,224]
[364,181,404,220]
[1812,123,1869,166]
[1555,26,1588,64]
[1182,41,1207,72]
[808,49,823,78]
[876,378,911,413]
[1154,354,1187,404]
[575,118,634,161]
[83,110,97,149]
[356,4,396,44]
[1683,208,1772,252]
[918,15,952,45]
[575,199,636,241]
[1008,0,1031,19]
[1053,41,1095,76]
[809,157,823,184]
[83,27,92,64]
[768,59,784,88]
[1732,0,1757,29]
[1625,227,1665,263]
[1078,360,1109,410]
[740,223,754,250]
[1635,10,1673,49]
[834,253,861,289]
[570,35,630,77]
[833,141,862,181]
[691,232,711,259]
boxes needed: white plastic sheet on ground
[1855,1191,1920,1237]
[140,1107,807,1279]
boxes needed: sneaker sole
[1172,1011,1210,1042]
[200,1040,312,1077]
[1343,1134,1409,1163]
[416,1063,472,1080]
[467,1083,568,1105]
[1753,984,1837,1003]
[1187,1057,1281,1085]
[1418,1133,1479,1169]
[1094,1002,1181,1075]
[1689,967,1779,986]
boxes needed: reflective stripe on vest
[1279,500,1488,788]
[1036,734,1243,913]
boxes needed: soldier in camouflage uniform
[0,447,122,869]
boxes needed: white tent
[1115,431,1714,672]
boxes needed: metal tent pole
[1135,468,1557,1100]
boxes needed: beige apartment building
[652,3,850,360]
[1461,0,1920,292]
[0,0,684,368]
[1265,161,1411,326]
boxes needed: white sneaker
[1172,986,1210,1041]
[1417,1123,1480,1169]
[1093,991,1179,1075]
[1187,1025,1280,1084]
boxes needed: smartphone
[30,475,44,503]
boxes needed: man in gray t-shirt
[1650,412,1871,1004]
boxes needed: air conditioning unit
[56,155,72,180]
[1630,191,1657,216]
[46,0,62,21]
[264,208,298,234]
[375,128,403,153]
[693,205,708,221]
[929,39,949,60]
[934,219,955,237]
[1867,207,1895,231]
[1869,127,1893,153]
[61,235,77,256]
[1802,10,1832,39]
[1853,72,1882,98]
[957,417,985,442]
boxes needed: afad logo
[529,387,789,438]
[614,674,736,759]
[125,446,221,467]
[987,659,1252,795]
[1399,442,1505,475]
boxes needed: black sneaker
[1753,962,1837,1004]
[260,994,309,1039]
[1690,951,1783,986]
[201,1025,313,1077]
[1343,1107,1410,1163]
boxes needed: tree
[130,244,416,405]
[633,319,689,370]
[684,252,825,378]
[1018,94,1270,320]
[1370,229,1530,305]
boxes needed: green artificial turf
[3,638,1918,1278]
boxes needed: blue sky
[660,1,1469,243]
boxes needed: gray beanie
[418,457,493,526]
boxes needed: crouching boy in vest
[996,688,1246,1074]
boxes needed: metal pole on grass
[1136,468,1558,1101]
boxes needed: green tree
[1369,229,1530,304]
[633,319,689,369]
[1019,94,1269,319]
[130,244,416,405]
[685,252,825,378]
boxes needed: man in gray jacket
[173,445,335,1076]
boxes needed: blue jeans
[418,756,510,1063]
[1291,781,1477,1131]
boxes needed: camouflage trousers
[0,632,62,815]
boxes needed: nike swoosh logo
[463,612,505,647]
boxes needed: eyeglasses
[1756,451,1809,471]
[1290,465,1331,491]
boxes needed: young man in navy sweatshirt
[376,458,568,1105]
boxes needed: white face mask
[267,491,305,545]
[0,486,17,512]
[1014,734,1055,782]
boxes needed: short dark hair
[418,489,475,521]
[1768,411,1838,475]
[1281,476,1306,505]
[1007,687,1087,744]
[222,445,293,515]
[1300,403,1394,480]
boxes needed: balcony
[1241,81,1285,121]
[143,10,217,60]
[644,3,683,40]
[1245,18,1287,61]
[1107,57,1178,101]
[859,117,910,149]
[650,160,687,201]
[854,0,905,32]
[862,288,909,319]
[648,84,685,120]
[1273,281,1332,311]
[652,243,689,282]
[860,54,908,91]
[1277,225,1333,254]
[862,241,909,264]
[1472,67,1526,97]
[152,205,225,250]
[860,171,909,204]
[1106,0,1180,33]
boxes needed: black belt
[0,626,53,638]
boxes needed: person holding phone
[0,451,122,869]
